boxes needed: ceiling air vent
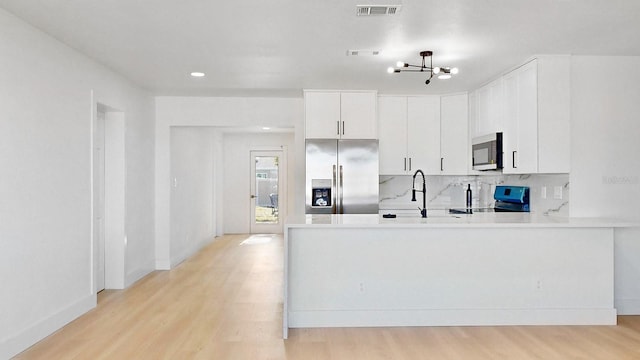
[356,5,402,16]
[346,49,381,56]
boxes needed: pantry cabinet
[304,90,377,139]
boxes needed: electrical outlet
[554,186,563,200]
[541,186,547,199]
[359,282,365,293]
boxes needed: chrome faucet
[411,169,427,218]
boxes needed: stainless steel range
[449,185,530,214]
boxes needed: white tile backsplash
[380,173,570,216]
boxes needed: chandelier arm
[397,69,434,73]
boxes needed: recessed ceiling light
[190,72,205,77]
[262,127,271,130]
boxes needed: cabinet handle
[337,121,340,136]
[409,158,412,172]
[441,158,444,171]
[404,158,407,171]
[342,121,345,135]
[512,151,517,168]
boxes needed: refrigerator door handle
[339,165,344,214]
[332,164,337,214]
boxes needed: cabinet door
[407,96,440,175]
[476,78,504,136]
[305,91,340,139]
[503,60,538,174]
[341,92,377,139]
[440,94,469,175]
[378,97,408,175]
[537,56,570,173]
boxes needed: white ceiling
[1,0,640,97]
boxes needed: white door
[93,111,106,293]
[250,151,284,234]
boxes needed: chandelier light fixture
[387,50,458,85]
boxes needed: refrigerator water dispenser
[311,179,331,207]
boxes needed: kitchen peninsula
[283,213,636,338]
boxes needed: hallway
[15,234,640,359]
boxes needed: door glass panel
[254,156,279,224]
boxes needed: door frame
[249,147,287,234]
[91,96,126,293]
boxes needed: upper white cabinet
[471,56,570,174]
[473,78,504,138]
[502,59,538,174]
[536,56,570,173]
[378,95,441,175]
[304,90,377,139]
[378,96,408,174]
[440,93,469,175]
[408,96,441,175]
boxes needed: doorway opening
[93,101,125,293]
[250,150,285,234]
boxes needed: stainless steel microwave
[472,132,503,171]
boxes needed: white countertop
[286,213,639,229]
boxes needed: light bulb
[433,67,440,74]
[451,67,459,75]
[438,74,451,80]
[387,67,395,74]
[190,72,205,77]
[396,61,405,68]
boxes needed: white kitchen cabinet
[469,56,570,174]
[304,90,377,139]
[536,56,570,173]
[501,56,570,174]
[378,96,440,175]
[502,59,538,174]
[340,92,377,139]
[378,96,408,174]
[440,93,469,174]
[474,78,504,138]
[408,96,441,175]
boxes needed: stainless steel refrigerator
[305,139,379,214]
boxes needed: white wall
[170,127,216,267]
[155,96,303,268]
[0,8,155,359]
[570,56,640,314]
[223,132,295,233]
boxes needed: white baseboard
[155,258,171,270]
[1,294,95,359]
[170,236,215,269]
[126,260,155,288]
[616,299,640,315]
[288,308,618,329]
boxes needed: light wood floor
[15,234,640,359]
